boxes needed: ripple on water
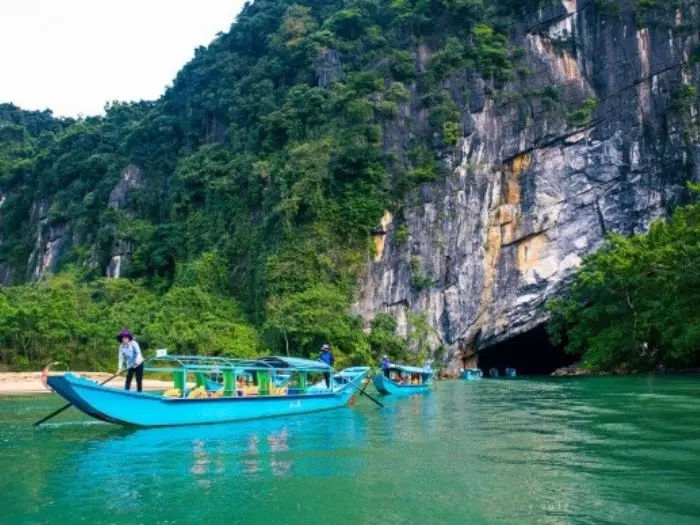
[2,376,700,524]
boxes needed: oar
[354,370,384,408]
[34,370,123,427]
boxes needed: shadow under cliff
[477,325,577,376]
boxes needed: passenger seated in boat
[209,388,224,398]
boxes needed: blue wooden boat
[46,355,370,427]
[372,364,434,395]
[460,368,483,381]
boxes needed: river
[1,376,699,524]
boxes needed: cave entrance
[476,324,576,376]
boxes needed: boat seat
[209,388,224,398]
[163,388,181,398]
[241,386,259,396]
[187,386,207,399]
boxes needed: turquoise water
[2,377,700,524]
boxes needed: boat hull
[371,373,431,395]
[460,369,483,381]
[47,372,365,427]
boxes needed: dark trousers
[323,372,331,388]
[125,363,144,392]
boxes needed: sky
[0,0,246,117]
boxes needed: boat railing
[144,355,335,374]
[142,355,367,399]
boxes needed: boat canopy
[144,355,331,374]
[387,364,432,375]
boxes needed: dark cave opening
[476,324,577,376]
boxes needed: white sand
[0,371,173,395]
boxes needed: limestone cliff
[2,0,698,369]
[354,0,700,370]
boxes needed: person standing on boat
[116,329,144,392]
[380,355,391,377]
[319,344,334,388]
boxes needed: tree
[547,192,700,372]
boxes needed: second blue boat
[372,364,434,395]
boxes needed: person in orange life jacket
[116,329,144,392]
[319,344,334,388]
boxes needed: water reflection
[53,406,369,506]
[5,377,700,525]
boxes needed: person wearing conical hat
[116,329,144,392]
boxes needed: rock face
[7,164,144,282]
[354,0,700,371]
[26,200,68,281]
[314,49,344,88]
[108,164,143,210]
[105,165,143,278]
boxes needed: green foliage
[327,8,366,40]
[0,0,606,367]
[547,197,700,372]
[406,311,438,364]
[688,46,700,68]
[470,24,514,83]
[567,97,598,125]
[0,274,259,370]
[410,256,433,290]
[389,50,416,81]
[594,0,622,17]
[668,83,697,115]
[668,83,699,143]
[427,90,461,143]
[368,313,408,362]
[394,223,409,245]
[408,146,440,183]
[387,82,411,102]
[263,283,369,362]
[428,37,469,83]
[443,121,461,146]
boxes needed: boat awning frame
[144,355,333,374]
[387,364,433,375]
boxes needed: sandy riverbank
[0,372,173,395]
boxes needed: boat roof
[389,364,432,374]
[145,355,331,373]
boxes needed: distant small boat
[46,355,370,427]
[489,367,499,378]
[504,368,517,378]
[460,368,483,381]
[372,364,434,395]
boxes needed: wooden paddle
[354,371,384,408]
[33,370,123,427]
